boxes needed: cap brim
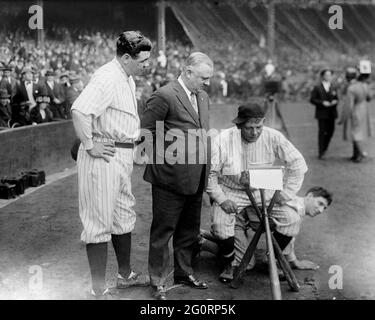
[232,117,247,124]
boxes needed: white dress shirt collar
[178,75,193,98]
[322,80,330,92]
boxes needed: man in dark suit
[66,75,83,116]
[0,89,12,128]
[141,52,214,300]
[0,65,17,98]
[13,67,39,110]
[44,70,65,119]
[10,101,32,127]
[58,72,71,118]
[310,69,338,159]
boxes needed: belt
[114,142,135,149]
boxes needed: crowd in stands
[1,26,374,131]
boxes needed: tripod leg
[230,223,264,289]
[272,234,300,292]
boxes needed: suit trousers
[318,118,335,156]
[148,176,204,286]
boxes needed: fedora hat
[2,65,13,72]
[60,71,69,79]
[21,67,34,74]
[45,70,55,77]
[69,75,81,83]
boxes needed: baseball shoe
[116,271,149,289]
[174,274,208,289]
[151,285,167,300]
[87,288,116,300]
[219,265,237,284]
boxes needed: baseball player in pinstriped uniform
[205,101,309,281]
[71,31,152,298]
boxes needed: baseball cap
[232,102,266,125]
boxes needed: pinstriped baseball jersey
[207,126,308,206]
[72,58,139,244]
[71,58,140,144]
[207,125,307,240]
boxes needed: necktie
[190,92,198,114]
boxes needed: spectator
[264,59,275,78]
[0,65,17,98]
[0,89,12,128]
[10,101,32,128]
[59,71,71,118]
[157,50,167,68]
[30,87,54,124]
[65,75,82,114]
[43,69,65,119]
[13,67,39,110]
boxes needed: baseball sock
[218,237,235,267]
[86,242,108,295]
[272,231,292,251]
[112,233,131,278]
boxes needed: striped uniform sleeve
[273,132,308,196]
[206,133,227,205]
[71,70,114,118]
[71,110,94,150]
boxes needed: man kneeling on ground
[200,186,332,282]
[204,101,312,282]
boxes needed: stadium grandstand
[1,0,375,112]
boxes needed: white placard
[248,167,284,190]
[359,60,371,74]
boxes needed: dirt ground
[0,101,374,300]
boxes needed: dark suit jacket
[10,104,31,127]
[141,80,210,195]
[13,81,40,105]
[66,87,80,110]
[44,81,64,101]
[30,105,54,124]
[0,102,11,127]
[310,82,338,119]
[0,77,17,98]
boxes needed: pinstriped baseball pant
[210,186,302,265]
[77,146,136,244]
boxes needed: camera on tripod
[264,80,281,101]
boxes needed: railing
[0,120,77,177]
